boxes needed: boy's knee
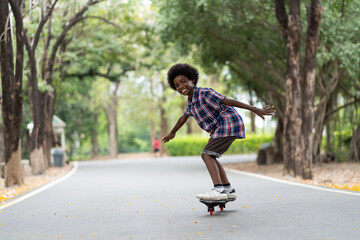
[201,152,210,157]
[201,153,215,161]
[201,153,207,160]
[202,150,221,159]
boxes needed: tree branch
[32,0,59,51]
[9,0,24,84]
[245,3,282,35]
[248,43,285,85]
[64,66,135,83]
[230,61,285,101]
[46,0,104,84]
[83,15,122,32]
[274,0,288,41]
[326,100,359,118]
[338,82,360,100]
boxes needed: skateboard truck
[199,198,235,215]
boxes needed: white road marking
[226,168,360,197]
[0,162,78,210]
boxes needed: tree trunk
[0,121,4,165]
[0,101,4,165]
[4,140,23,186]
[249,97,256,133]
[186,119,193,134]
[273,117,284,163]
[279,0,303,177]
[313,98,326,163]
[347,125,360,162]
[275,0,322,179]
[182,102,192,134]
[28,85,46,175]
[91,115,99,158]
[44,91,55,167]
[325,90,338,152]
[0,0,25,186]
[24,1,54,175]
[160,106,168,157]
[301,0,322,179]
[313,61,339,162]
[104,82,119,158]
[106,103,118,157]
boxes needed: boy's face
[174,75,195,97]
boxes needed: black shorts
[202,136,237,158]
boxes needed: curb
[226,167,360,197]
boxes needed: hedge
[166,134,273,156]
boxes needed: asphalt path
[0,154,359,240]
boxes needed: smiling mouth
[181,89,187,94]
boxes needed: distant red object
[152,138,160,151]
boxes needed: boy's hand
[162,133,175,143]
[254,105,276,120]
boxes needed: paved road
[0,154,359,240]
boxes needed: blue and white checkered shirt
[184,87,245,139]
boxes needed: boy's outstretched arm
[162,115,189,143]
[222,98,276,120]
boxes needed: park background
[0,0,359,187]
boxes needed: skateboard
[199,198,235,215]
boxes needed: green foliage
[318,0,360,80]
[13,0,358,163]
[166,134,273,156]
[165,135,208,156]
[227,134,274,154]
[154,0,285,110]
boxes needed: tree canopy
[1,0,359,186]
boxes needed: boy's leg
[196,137,237,200]
[214,158,230,185]
[201,136,237,185]
[201,153,222,185]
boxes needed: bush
[166,134,273,156]
[166,135,208,156]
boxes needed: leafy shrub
[166,134,273,156]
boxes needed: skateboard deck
[199,198,235,215]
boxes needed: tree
[0,0,25,186]
[315,0,360,162]
[23,0,102,174]
[155,0,287,160]
[347,124,360,162]
[61,0,147,157]
[274,0,322,179]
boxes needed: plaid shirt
[184,87,245,139]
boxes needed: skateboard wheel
[209,210,213,215]
[220,206,224,211]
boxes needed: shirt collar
[188,87,199,104]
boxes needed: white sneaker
[196,189,228,200]
[224,188,237,199]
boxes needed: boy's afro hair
[167,63,199,90]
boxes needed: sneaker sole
[226,194,237,199]
[200,195,228,201]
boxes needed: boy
[162,63,275,201]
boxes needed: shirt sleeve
[201,88,226,111]
[183,105,191,117]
